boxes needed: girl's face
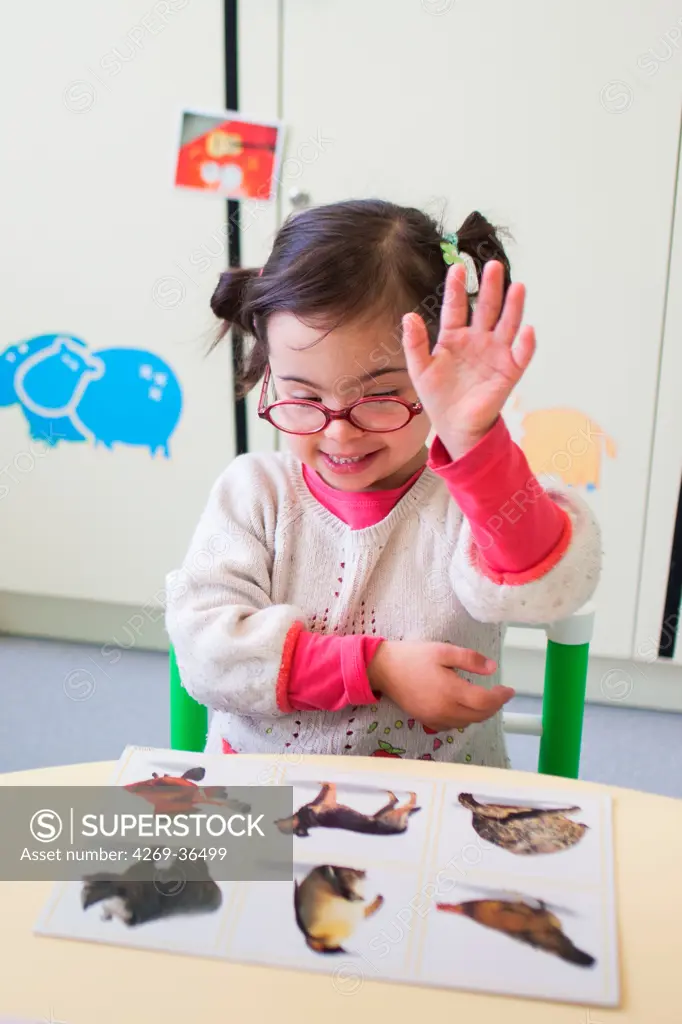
[266,312,432,491]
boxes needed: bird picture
[436,896,596,967]
[458,793,589,855]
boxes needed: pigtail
[455,211,513,295]
[210,266,261,340]
[209,266,268,398]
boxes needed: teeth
[327,454,367,464]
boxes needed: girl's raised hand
[402,260,536,460]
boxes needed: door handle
[288,187,311,210]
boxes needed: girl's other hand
[367,639,515,732]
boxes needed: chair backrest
[502,603,595,778]
[169,603,595,776]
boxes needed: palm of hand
[402,260,537,458]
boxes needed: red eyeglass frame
[257,364,424,435]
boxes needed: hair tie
[441,232,479,296]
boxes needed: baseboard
[0,591,169,652]
[2,591,682,714]
[504,646,682,714]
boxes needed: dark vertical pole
[655,110,682,659]
[659,473,682,658]
[224,0,248,456]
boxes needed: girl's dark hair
[210,199,512,399]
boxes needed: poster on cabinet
[174,107,284,202]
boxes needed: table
[1,756,680,1024]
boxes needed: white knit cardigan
[165,451,601,768]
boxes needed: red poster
[174,108,283,202]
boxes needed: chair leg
[170,644,208,753]
[538,638,589,779]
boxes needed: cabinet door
[0,0,278,609]
[634,132,682,669]
[280,0,682,657]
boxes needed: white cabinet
[0,0,279,613]
[275,0,682,660]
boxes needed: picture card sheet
[34,745,620,1007]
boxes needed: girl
[165,200,601,767]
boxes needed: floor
[1,635,681,799]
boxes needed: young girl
[165,199,601,768]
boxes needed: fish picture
[81,851,222,927]
[436,897,596,968]
[275,782,420,838]
[294,865,384,954]
[458,793,588,855]
[124,765,250,817]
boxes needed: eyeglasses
[257,364,424,435]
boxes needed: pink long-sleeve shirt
[282,418,569,714]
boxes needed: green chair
[169,644,209,754]
[502,602,595,778]
[169,602,595,778]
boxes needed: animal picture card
[36,868,236,961]
[419,879,614,1006]
[107,743,282,790]
[274,772,437,869]
[433,786,607,884]
[231,859,420,985]
[34,746,619,1008]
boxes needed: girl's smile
[320,448,383,474]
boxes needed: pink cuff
[275,620,305,713]
[428,418,567,576]
[341,635,384,705]
[467,507,573,585]
[284,629,383,713]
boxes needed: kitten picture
[81,850,222,927]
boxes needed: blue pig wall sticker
[0,334,183,457]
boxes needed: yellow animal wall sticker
[505,398,617,492]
